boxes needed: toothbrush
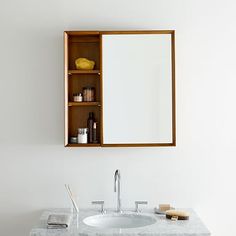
[65,184,79,213]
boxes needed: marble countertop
[30,208,210,236]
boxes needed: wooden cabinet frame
[64,30,176,147]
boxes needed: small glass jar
[73,93,77,102]
[73,93,83,102]
[77,128,88,143]
[70,136,78,144]
[83,87,95,102]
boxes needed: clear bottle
[78,93,83,102]
[93,122,98,143]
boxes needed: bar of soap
[159,204,171,212]
[154,204,175,215]
[166,210,190,220]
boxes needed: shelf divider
[68,102,101,107]
[66,143,101,147]
[68,70,100,75]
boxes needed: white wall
[0,0,236,235]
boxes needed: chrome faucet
[114,169,122,213]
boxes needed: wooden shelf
[68,102,100,107]
[66,143,101,147]
[68,70,100,75]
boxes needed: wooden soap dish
[166,210,190,221]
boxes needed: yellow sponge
[75,58,95,70]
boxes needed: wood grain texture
[68,41,100,70]
[65,31,100,35]
[66,143,101,147]
[99,33,104,145]
[68,102,100,107]
[65,32,101,146]
[101,30,174,35]
[68,70,100,75]
[68,106,101,142]
[64,32,69,146]
[68,74,100,103]
[101,143,176,147]
[171,31,176,146]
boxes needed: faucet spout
[114,169,121,213]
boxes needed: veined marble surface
[30,208,210,236]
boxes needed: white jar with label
[78,128,88,143]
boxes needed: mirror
[102,32,175,146]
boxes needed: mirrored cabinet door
[102,32,175,146]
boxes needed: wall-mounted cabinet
[64,31,176,147]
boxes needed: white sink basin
[83,212,157,229]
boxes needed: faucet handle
[135,201,148,212]
[92,201,106,214]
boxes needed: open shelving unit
[64,32,102,147]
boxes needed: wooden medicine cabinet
[64,30,176,147]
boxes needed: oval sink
[83,213,157,229]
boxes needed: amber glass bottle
[87,112,95,143]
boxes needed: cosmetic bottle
[77,128,88,143]
[87,112,95,143]
[78,93,83,102]
[93,122,98,143]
